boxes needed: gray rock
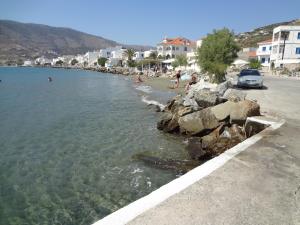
[211,100,260,125]
[178,108,219,135]
[230,100,260,125]
[157,113,173,131]
[223,88,246,102]
[194,89,221,108]
[215,80,232,95]
[211,101,236,121]
[183,97,200,110]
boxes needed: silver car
[237,69,263,88]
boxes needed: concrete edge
[92,117,285,225]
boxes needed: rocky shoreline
[135,80,265,174]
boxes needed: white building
[133,51,144,61]
[143,49,156,58]
[157,37,195,59]
[270,26,300,69]
[84,51,100,66]
[186,39,202,72]
[99,46,123,58]
[256,39,272,67]
[111,48,126,60]
[35,56,52,65]
[23,60,33,66]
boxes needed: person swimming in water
[48,77,52,82]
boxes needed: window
[298,32,300,39]
[268,58,270,63]
[296,48,300,54]
[261,58,266,63]
[172,46,175,51]
[184,47,187,51]
[262,47,266,51]
[269,46,272,50]
[176,47,179,50]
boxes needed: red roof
[248,51,257,57]
[257,39,272,45]
[160,37,194,46]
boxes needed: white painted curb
[92,117,284,225]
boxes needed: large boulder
[223,88,246,102]
[211,99,260,124]
[211,101,236,121]
[157,113,173,131]
[215,80,232,95]
[178,108,219,135]
[186,137,212,160]
[230,100,260,125]
[193,89,221,108]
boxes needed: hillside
[236,19,300,48]
[0,20,151,62]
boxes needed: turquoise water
[0,67,187,225]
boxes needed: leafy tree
[123,49,135,61]
[17,59,24,66]
[97,57,108,67]
[149,52,158,60]
[83,61,88,67]
[249,59,261,69]
[171,60,179,68]
[71,59,78,65]
[55,60,64,66]
[123,49,136,67]
[197,28,240,83]
[174,54,188,68]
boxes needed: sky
[0,0,299,46]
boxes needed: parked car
[237,69,263,88]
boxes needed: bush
[97,57,108,67]
[249,59,261,69]
[197,28,240,83]
[71,59,78,65]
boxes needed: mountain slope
[236,19,300,48]
[0,20,151,62]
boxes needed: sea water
[0,67,187,225]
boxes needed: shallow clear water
[0,67,187,225]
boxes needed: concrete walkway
[127,75,300,225]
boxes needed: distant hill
[236,19,300,48]
[0,20,152,63]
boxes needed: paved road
[127,75,300,225]
[243,75,300,121]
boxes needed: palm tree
[123,48,135,61]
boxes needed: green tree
[149,52,158,59]
[97,57,108,67]
[197,28,240,83]
[71,59,78,66]
[249,58,261,69]
[123,49,135,61]
[174,54,188,68]
[55,60,64,66]
[123,49,136,67]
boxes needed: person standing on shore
[174,70,181,88]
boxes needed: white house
[23,60,33,66]
[143,49,156,58]
[256,39,272,67]
[111,48,126,60]
[157,37,195,59]
[186,39,202,72]
[35,56,52,65]
[99,46,123,58]
[133,51,144,61]
[270,25,300,69]
[83,51,100,66]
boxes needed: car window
[239,70,261,76]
